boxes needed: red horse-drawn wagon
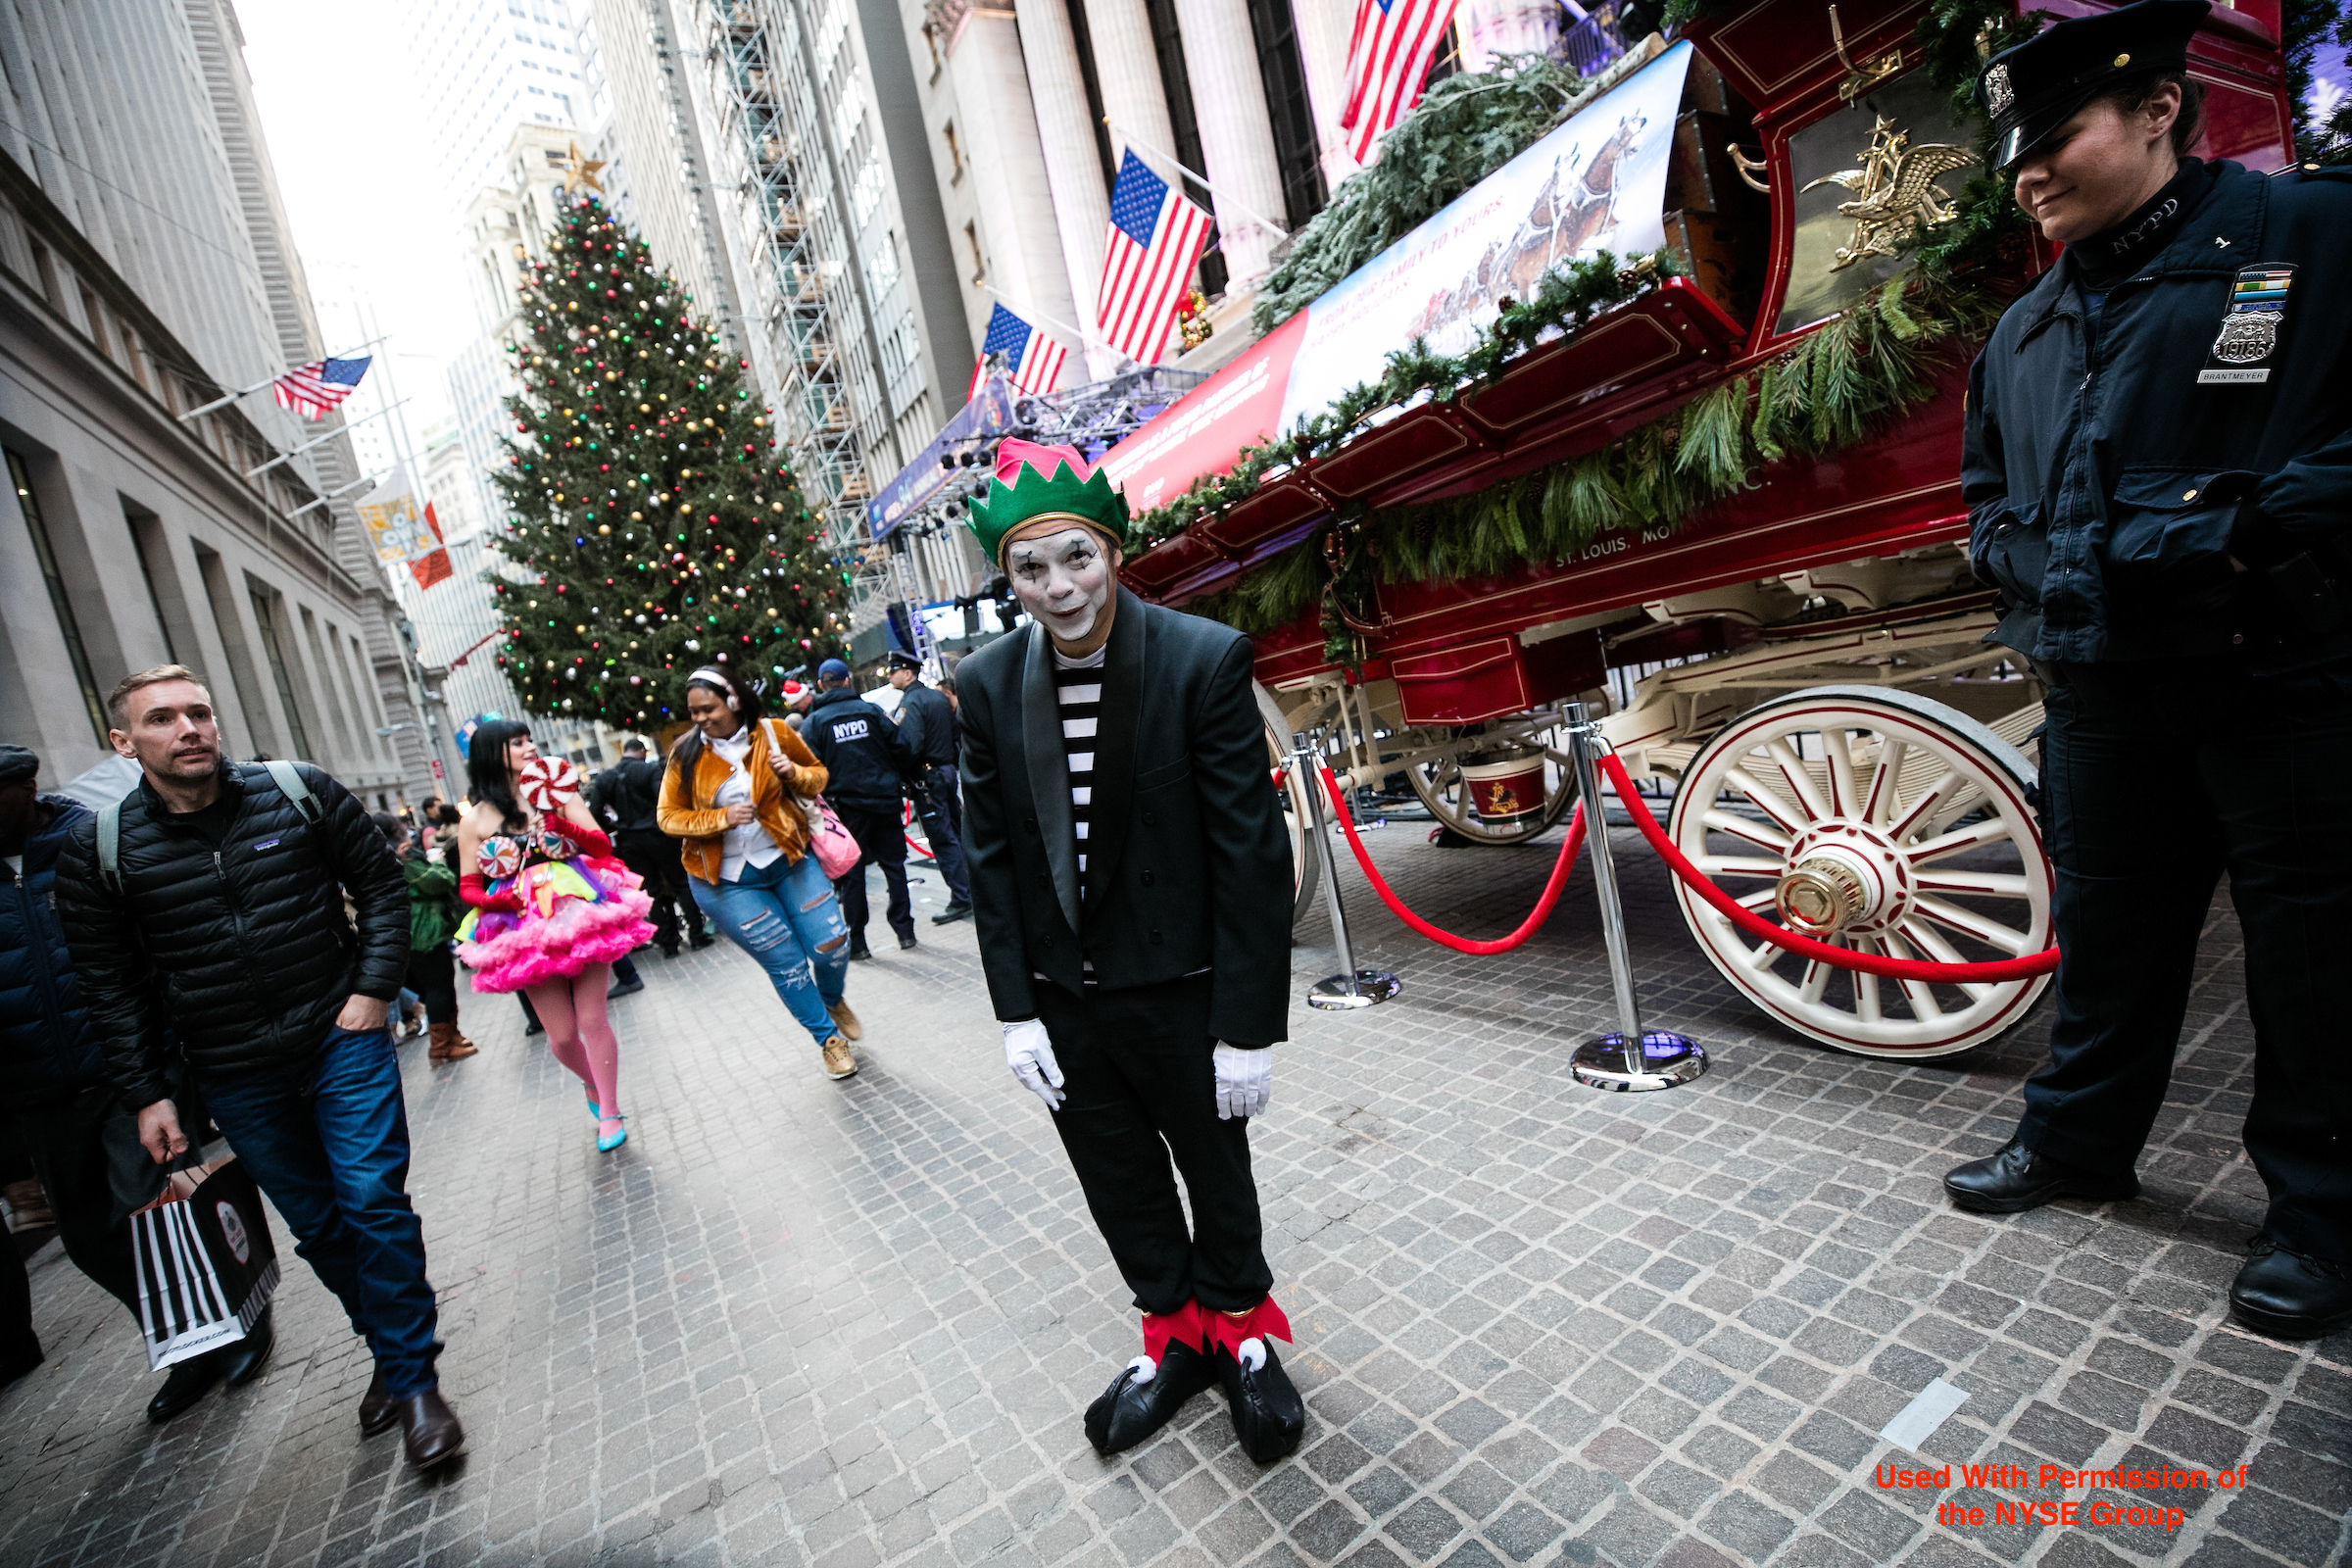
[1099,0,2295,1058]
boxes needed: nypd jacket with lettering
[54,762,409,1105]
[1964,159,2352,666]
[805,685,917,811]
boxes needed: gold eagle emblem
[1800,117,1980,271]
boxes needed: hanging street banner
[355,466,455,589]
[1099,40,1692,515]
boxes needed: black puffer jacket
[2,795,107,1105]
[55,762,409,1105]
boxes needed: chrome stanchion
[1295,734,1400,1010]
[1561,704,1705,1091]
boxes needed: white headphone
[689,666,740,711]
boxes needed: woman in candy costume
[454,719,655,1152]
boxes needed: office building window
[1140,0,1226,298]
[246,585,314,760]
[9,449,108,747]
[124,507,182,664]
[1244,0,1328,229]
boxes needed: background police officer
[805,658,920,956]
[887,651,973,924]
[1947,0,2352,1340]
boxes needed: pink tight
[524,961,621,1132]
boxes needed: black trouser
[9,1087,167,1323]
[833,802,913,944]
[913,765,971,906]
[1034,973,1273,1315]
[2018,656,2352,1260]
[614,827,706,952]
[405,944,459,1025]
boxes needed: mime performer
[955,439,1307,1461]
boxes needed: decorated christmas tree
[488,194,846,729]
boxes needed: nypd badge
[2198,265,2293,383]
[1984,63,2014,118]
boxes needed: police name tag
[2198,265,2293,383]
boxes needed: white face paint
[1005,526,1114,645]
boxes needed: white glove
[1212,1042,1272,1121]
[1003,1019,1065,1110]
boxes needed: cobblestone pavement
[2,811,2346,1568]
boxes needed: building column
[1078,0,1178,176]
[1455,0,1561,72]
[1014,0,1120,373]
[1288,0,1360,188]
[947,13,1084,348]
[1167,0,1289,283]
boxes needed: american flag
[968,303,1069,398]
[1340,0,1460,164]
[271,355,371,420]
[1095,151,1214,367]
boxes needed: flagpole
[246,399,412,478]
[1103,121,1289,241]
[288,472,377,516]
[176,335,388,420]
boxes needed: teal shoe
[586,1092,600,1120]
[596,1113,628,1153]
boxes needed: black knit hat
[1978,0,2208,172]
[0,745,36,787]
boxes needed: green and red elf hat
[965,438,1132,567]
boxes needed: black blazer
[957,587,1293,1046]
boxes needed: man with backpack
[52,666,464,1470]
[591,737,710,957]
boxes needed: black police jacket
[592,757,663,834]
[54,762,410,1106]
[1964,160,2352,666]
[895,683,958,766]
[956,588,1294,1047]
[1,796,108,1106]
[805,685,916,811]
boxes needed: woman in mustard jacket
[657,667,859,1080]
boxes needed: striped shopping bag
[130,1156,280,1371]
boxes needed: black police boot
[1083,1340,1215,1455]
[931,902,974,925]
[1213,1340,1306,1462]
[2230,1240,2352,1341]
[146,1350,226,1423]
[217,1307,273,1386]
[847,941,873,962]
[1942,1140,2139,1214]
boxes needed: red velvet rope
[902,800,936,859]
[1317,770,1587,954]
[1313,759,2061,982]
[1593,753,2060,982]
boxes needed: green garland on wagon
[1145,0,2047,663]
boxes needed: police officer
[1947,0,2352,1340]
[887,651,974,924]
[804,658,920,956]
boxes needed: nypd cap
[1978,0,2208,173]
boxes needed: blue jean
[692,852,851,1044]
[200,1026,442,1397]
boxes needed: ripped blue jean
[692,851,851,1045]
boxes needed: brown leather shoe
[427,1022,478,1063]
[396,1389,466,1470]
[358,1370,399,1436]
[826,1000,862,1041]
[820,1033,857,1080]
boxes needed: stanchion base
[1307,970,1402,1010]
[1571,1031,1707,1092]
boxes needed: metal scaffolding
[697,0,902,628]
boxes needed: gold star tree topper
[559,142,607,195]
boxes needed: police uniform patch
[2198,265,2293,383]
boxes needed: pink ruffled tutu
[456,852,656,993]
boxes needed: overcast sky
[238,0,474,458]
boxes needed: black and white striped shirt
[1052,645,1104,884]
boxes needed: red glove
[459,872,525,913]
[544,814,613,857]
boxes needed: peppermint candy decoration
[515,757,581,813]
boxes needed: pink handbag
[804,795,864,880]
[766,720,862,879]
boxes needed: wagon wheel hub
[1776,824,1913,936]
